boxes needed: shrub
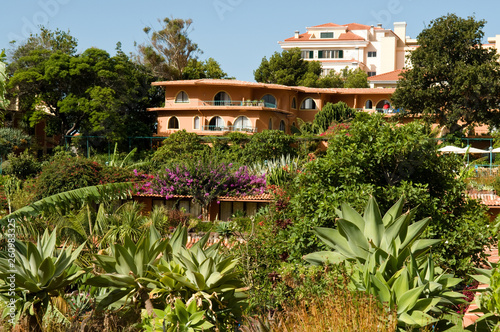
[3,150,41,179]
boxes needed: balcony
[201,125,257,133]
[200,100,277,108]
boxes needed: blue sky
[2,0,500,82]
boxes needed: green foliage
[0,54,8,110]
[316,67,369,88]
[0,128,30,157]
[142,299,214,332]
[138,17,200,80]
[7,28,160,141]
[241,130,296,164]
[0,228,84,331]
[254,48,321,86]
[470,264,500,330]
[3,150,41,180]
[183,57,230,79]
[392,14,500,134]
[289,113,493,276]
[313,101,356,133]
[32,155,133,200]
[151,130,208,170]
[305,197,464,330]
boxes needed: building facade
[148,79,395,136]
[279,22,416,77]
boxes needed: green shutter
[339,50,344,59]
[318,51,323,59]
[309,51,313,59]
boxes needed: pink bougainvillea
[134,162,266,218]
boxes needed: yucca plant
[0,229,84,332]
[304,196,464,330]
[142,298,214,332]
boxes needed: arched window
[175,91,189,103]
[291,97,297,109]
[365,99,373,109]
[234,116,252,131]
[214,91,231,106]
[193,116,200,130]
[268,118,273,130]
[209,116,224,130]
[168,116,179,129]
[301,98,317,109]
[279,120,286,132]
[376,99,391,113]
[262,94,276,108]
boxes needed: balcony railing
[201,125,257,133]
[199,100,277,108]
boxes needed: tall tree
[392,14,500,134]
[254,48,321,86]
[137,18,201,80]
[182,57,231,79]
[0,50,8,110]
[7,28,160,144]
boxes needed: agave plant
[0,229,84,332]
[142,298,214,332]
[145,230,247,329]
[304,196,464,330]
[86,225,174,315]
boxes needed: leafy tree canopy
[182,57,231,79]
[0,50,8,110]
[138,18,199,80]
[284,113,492,276]
[392,14,500,134]
[254,48,369,88]
[312,101,356,133]
[7,29,161,142]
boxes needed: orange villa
[148,79,395,136]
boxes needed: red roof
[468,192,500,207]
[367,69,405,82]
[338,31,365,41]
[311,23,343,28]
[344,23,372,30]
[283,33,312,42]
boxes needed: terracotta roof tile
[311,23,343,28]
[367,69,405,82]
[468,192,500,207]
[283,33,312,41]
[344,23,372,30]
[337,31,365,41]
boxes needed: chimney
[377,23,383,28]
[295,30,300,39]
[393,22,407,42]
[370,25,374,35]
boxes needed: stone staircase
[463,246,499,328]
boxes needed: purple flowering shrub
[134,161,266,218]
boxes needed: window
[365,100,373,109]
[291,97,297,109]
[318,50,343,59]
[300,98,317,110]
[193,116,200,130]
[320,32,334,38]
[367,51,377,58]
[208,116,224,130]
[268,118,273,129]
[168,116,179,129]
[175,91,189,103]
[367,72,377,77]
[279,120,286,132]
[262,94,276,108]
[301,50,314,59]
[214,91,231,106]
[234,116,252,131]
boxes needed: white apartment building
[279,22,416,78]
[280,21,500,84]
